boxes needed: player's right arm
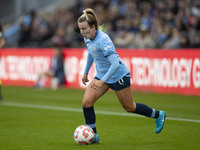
[82,53,94,85]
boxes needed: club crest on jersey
[93,46,96,51]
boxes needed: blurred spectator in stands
[162,28,181,49]
[139,1,153,29]
[150,17,162,42]
[114,29,135,48]
[93,3,107,25]
[156,25,173,48]
[0,22,6,48]
[107,3,119,32]
[66,22,79,47]
[179,34,191,48]
[167,0,178,14]
[39,21,54,47]
[50,24,70,47]
[133,24,155,49]
[18,10,37,47]
[191,0,200,17]
[192,33,200,48]
[102,21,116,40]
[72,0,84,19]
[30,17,54,47]
[34,44,65,89]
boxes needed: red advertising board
[0,48,200,96]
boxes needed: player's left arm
[101,54,120,82]
[91,54,120,90]
[100,36,120,82]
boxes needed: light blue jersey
[84,30,130,84]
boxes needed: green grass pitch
[0,86,200,150]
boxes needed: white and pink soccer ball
[74,125,94,145]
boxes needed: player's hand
[82,74,89,85]
[91,80,104,90]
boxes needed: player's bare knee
[82,100,89,107]
[123,104,136,113]
[82,99,93,108]
[124,107,134,113]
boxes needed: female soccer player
[77,8,167,143]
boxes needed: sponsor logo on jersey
[104,45,112,50]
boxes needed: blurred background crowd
[1,0,200,49]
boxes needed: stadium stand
[1,0,200,49]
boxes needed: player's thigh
[115,86,136,112]
[82,79,110,107]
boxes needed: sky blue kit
[84,30,130,84]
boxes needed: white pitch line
[1,102,200,123]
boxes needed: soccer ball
[74,125,94,145]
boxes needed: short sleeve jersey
[84,30,130,84]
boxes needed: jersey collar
[92,29,99,41]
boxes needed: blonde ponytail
[78,8,100,30]
[83,10,89,21]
